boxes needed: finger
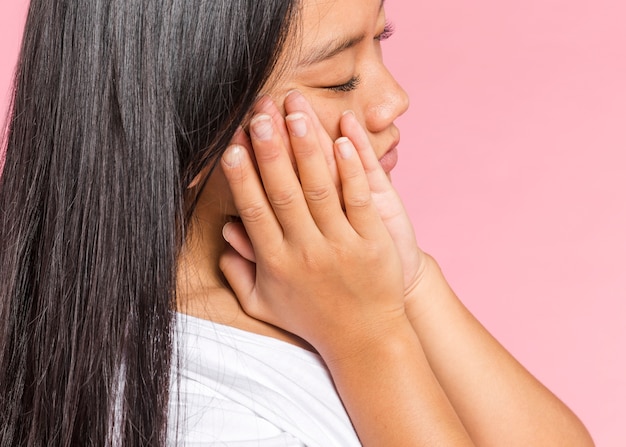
[285,111,345,234]
[339,112,422,291]
[339,111,391,190]
[284,90,341,191]
[220,143,283,247]
[223,221,256,263]
[189,126,254,189]
[254,95,295,169]
[230,125,257,166]
[219,246,260,316]
[248,113,315,236]
[340,111,404,221]
[334,137,387,239]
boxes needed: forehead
[297,0,383,46]
[263,0,383,91]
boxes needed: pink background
[2,1,624,445]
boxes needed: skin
[177,0,596,445]
[177,0,408,346]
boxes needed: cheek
[306,96,345,142]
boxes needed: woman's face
[202,0,408,217]
[274,0,409,167]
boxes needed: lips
[378,139,399,173]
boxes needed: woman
[0,0,593,445]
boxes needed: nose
[364,65,410,133]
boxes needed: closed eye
[324,75,362,93]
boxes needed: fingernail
[222,144,244,167]
[342,110,355,117]
[222,222,232,242]
[285,90,306,110]
[250,114,273,141]
[286,112,307,137]
[285,89,302,100]
[336,137,353,159]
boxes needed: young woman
[0,0,594,445]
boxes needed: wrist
[319,313,476,446]
[317,311,415,367]
[404,253,454,325]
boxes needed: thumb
[219,247,256,305]
[219,246,258,314]
[223,221,256,263]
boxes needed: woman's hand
[219,92,594,447]
[338,109,427,300]
[219,94,475,446]
[219,95,406,358]
[224,91,430,306]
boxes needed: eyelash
[323,21,395,93]
[325,75,362,93]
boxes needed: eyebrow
[298,0,385,67]
[299,34,366,67]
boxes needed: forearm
[406,254,594,446]
[322,316,474,447]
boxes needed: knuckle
[365,243,385,261]
[298,248,327,273]
[302,184,332,203]
[345,192,372,209]
[262,251,285,274]
[354,240,385,266]
[279,240,325,273]
[237,201,267,223]
[293,143,317,159]
[268,187,299,210]
[341,167,363,182]
[254,145,282,163]
[300,248,322,270]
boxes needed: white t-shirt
[168,314,361,446]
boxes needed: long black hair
[0,0,297,445]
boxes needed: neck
[176,189,234,319]
[175,184,315,352]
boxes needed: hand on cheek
[283,90,342,196]
[339,111,425,298]
[222,94,429,311]
[221,91,345,266]
[219,96,405,357]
